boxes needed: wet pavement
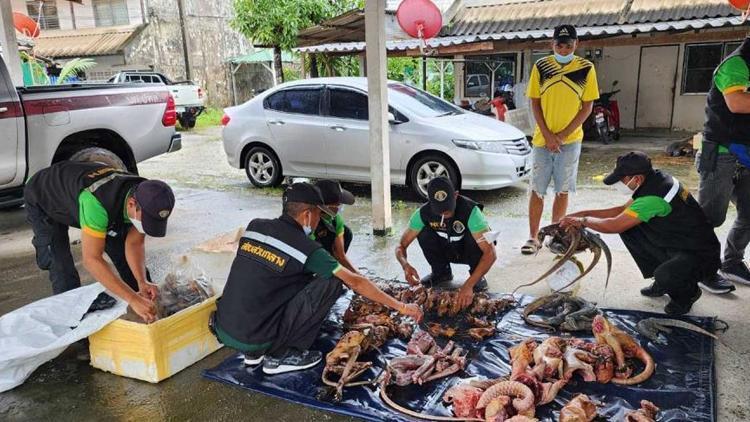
[1,127,748,421]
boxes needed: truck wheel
[409,154,459,200]
[70,147,127,171]
[244,146,282,188]
[178,115,192,131]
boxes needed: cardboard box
[88,296,221,383]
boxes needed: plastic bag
[155,255,214,319]
[0,283,127,392]
[546,257,584,294]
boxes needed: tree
[232,0,362,84]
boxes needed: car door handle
[0,107,7,113]
[268,120,285,125]
[330,125,346,131]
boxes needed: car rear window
[265,88,322,115]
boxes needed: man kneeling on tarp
[213,182,423,375]
[560,151,721,316]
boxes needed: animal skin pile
[441,315,654,421]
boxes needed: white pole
[0,0,23,87]
[439,60,445,99]
[365,0,391,236]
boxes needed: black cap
[603,151,653,185]
[553,25,578,42]
[427,177,456,214]
[133,180,175,237]
[315,179,355,206]
[283,182,335,217]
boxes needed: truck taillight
[198,88,204,99]
[221,114,231,126]
[162,94,177,126]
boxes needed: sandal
[521,239,541,255]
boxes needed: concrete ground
[1,128,748,421]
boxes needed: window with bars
[26,0,60,30]
[93,0,130,27]
[682,41,745,94]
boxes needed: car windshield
[387,83,463,118]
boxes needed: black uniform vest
[419,195,483,247]
[631,170,719,252]
[24,161,144,231]
[704,38,750,145]
[313,216,337,253]
[216,215,323,345]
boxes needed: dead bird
[522,293,599,332]
[636,317,719,345]
[514,224,612,294]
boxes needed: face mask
[302,212,313,236]
[614,178,638,195]
[554,52,575,64]
[131,218,146,234]
[337,205,345,215]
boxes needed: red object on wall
[13,12,40,38]
[729,0,750,10]
[396,0,443,40]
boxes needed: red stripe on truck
[0,101,23,119]
[22,91,170,116]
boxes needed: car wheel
[69,147,127,171]
[409,154,459,200]
[244,146,283,188]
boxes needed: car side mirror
[388,112,398,124]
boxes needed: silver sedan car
[221,77,531,198]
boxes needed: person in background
[395,177,496,310]
[312,180,357,273]
[695,34,750,294]
[521,24,599,255]
[561,152,721,316]
[213,183,422,375]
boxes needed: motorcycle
[584,80,621,144]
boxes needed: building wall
[122,0,253,107]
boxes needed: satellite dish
[729,0,750,21]
[396,0,442,56]
[13,12,40,38]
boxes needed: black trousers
[417,230,483,275]
[318,225,353,255]
[620,226,719,303]
[269,276,344,357]
[25,203,141,294]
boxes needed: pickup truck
[108,70,205,129]
[0,56,181,208]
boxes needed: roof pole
[365,0,392,236]
[0,0,23,87]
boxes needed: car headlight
[452,139,508,154]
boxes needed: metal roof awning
[32,25,143,57]
[227,48,296,64]
[296,16,746,54]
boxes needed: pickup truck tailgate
[169,85,201,107]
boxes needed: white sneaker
[243,353,265,366]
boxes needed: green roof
[228,49,295,64]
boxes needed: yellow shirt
[527,55,599,147]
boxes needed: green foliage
[387,57,455,100]
[283,67,301,81]
[426,61,455,100]
[195,107,224,130]
[20,52,49,85]
[56,58,96,85]
[387,57,420,84]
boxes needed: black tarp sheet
[202,293,716,421]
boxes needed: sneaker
[719,261,750,286]
[698,273,736,294]
[243,352,265,366]
[262,349,322,375]
[640,282,666,298]
[664,289,702,316]
[420,271,453,287]
[473,277,488,292]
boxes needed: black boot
[665,289,702,316]
[420,268,453,287]
[640,282,666,297]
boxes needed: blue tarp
[203,294,716,421]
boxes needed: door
[323,87,372,180]
[263,86,329,177]
[636,45,679,129]
[0,74,21,186]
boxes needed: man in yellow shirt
[521,25,599,254]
